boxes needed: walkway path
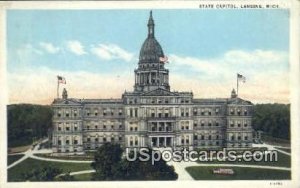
[253,143,291,156]
[8,141,292,181]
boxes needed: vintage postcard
[0,1,299,188]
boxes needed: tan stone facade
[51,12,253,155]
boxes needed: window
[193,109,197,116]
[216,141,219,145]
[87,138,91,142]
[216,135,219,139]
[58,126,62,131]
[165,99,169,104]
[216,122,219,126]
[201,121,205,126]
[185,125,189,130]
[119,137,122,141]
[95,112,98,116]
[66,113,69,117]
[58,113,61,117]
[134,127,138,131]
[130,140,133,146]
[95,125,98,129]
[208,135,211,140]
[165,113,169,117]
[194,123,197,127]
[130,109,133,117]
[237,109,241,116]
[95,138,99,142]
[237,122,241,127]
[111,125,114,130]
[245,136,248,140]
[237,136,241,140]
[74,110,77,117]
[201,135,205,140]
[208,121,212,126]
[66,127,70,131]
[74,140,78,145]
[74,125,78,131]
[87,126,90,130]
[201,110,205,116]
[158,113,162,118]
[181,139,184,144]
[208,111,211,116]
[244,110,248,116]
[215,108,219,115]
[103,125,106,130]
[119,110,122,116]
[151,112,155,117]
[186,112,189,117]
[230,109,234,115]
[130,127,133,131]
[103,137,107,142]
[181,111,184,117]
[230,122,234,127]
[119,125,122,129]
[194,135,198,140]
[58,140,62,145]
[231,136,234,140]
[111,137,115,142]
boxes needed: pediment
[52,98,82,106]
[228,98,253,105]
[141,88,178,96]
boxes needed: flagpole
[237,73,239,97]
[57,78,59,99]
[157,59,160,89]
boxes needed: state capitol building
[51,12,254,155]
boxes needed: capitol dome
[139,11,164,63]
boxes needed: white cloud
[66,40,87,55]
[168,49,289,103]
[39,42,60,54]
[8,49,289,104]
[8,67,133,104]
[91,43,134,62]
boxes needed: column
[164,137,167,147]
[156,137,159,147]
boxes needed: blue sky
[7,9,290,104]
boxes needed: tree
[22,166,62,181]
[7,104,53,147]
[91,143,178,181]
[91,143,123,180]
[253,103,290,140]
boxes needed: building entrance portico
[150,136,174,148]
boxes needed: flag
[159,56,169,63]
[57,75,66,84]
[237,73,246,83]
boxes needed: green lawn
[262,135,290,147]
[186,166,291,180]
[34,153,94,161]
[72,173,94,181]
[8,158,93,182]
[197,152,290,167]
[275,147,291,153]
[7,154,24,165]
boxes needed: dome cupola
[139,11,164,63]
